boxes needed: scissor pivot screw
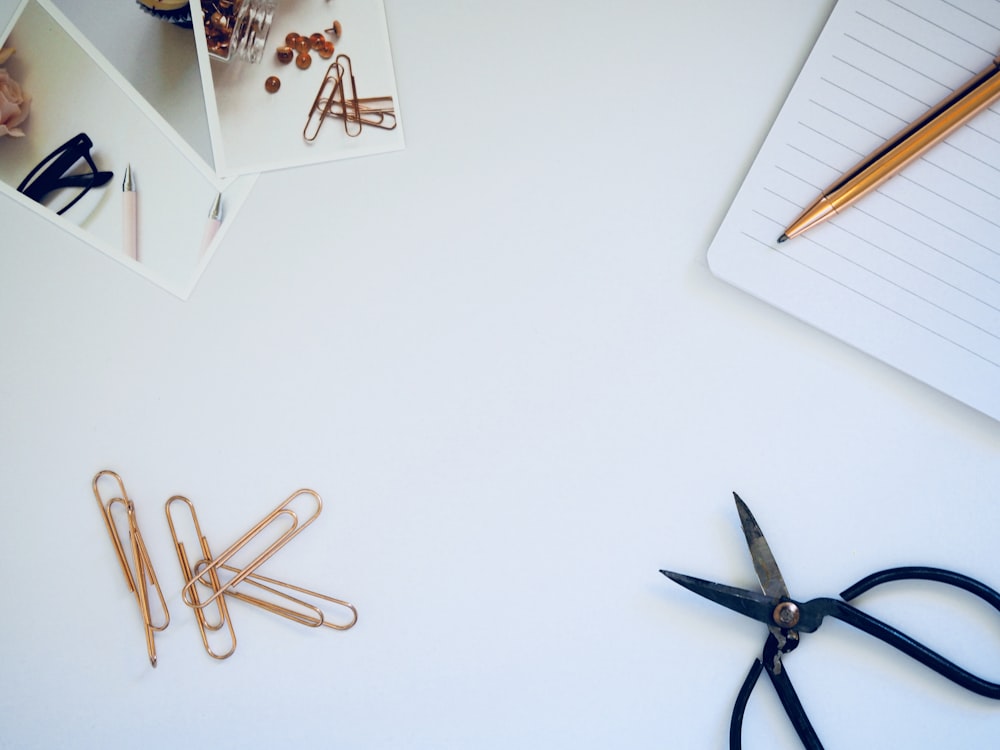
[772,601,800,628]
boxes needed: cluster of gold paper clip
[92,470,357,666]
[304,54,396,141]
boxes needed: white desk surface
[2,2,999,748]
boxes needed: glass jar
[202,0,277,63]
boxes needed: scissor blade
[660,570,775,626]
[734,493,789,600]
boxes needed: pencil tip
[777,233,789,244]
[208,192,222,220]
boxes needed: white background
[2,1,999,748]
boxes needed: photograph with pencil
[0,0,254,299]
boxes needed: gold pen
[779,53,1000,243]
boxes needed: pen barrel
[200,218,221,259]
[827,65,1000,210]
[122,191,137,260]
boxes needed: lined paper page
[708,0,1000,420]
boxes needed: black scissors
[660,493,1000,749]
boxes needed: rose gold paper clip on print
[303,54,397,141]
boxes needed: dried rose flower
[0,66,31,137]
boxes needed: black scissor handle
[730,657,763,750]
[730,634,825,750]
[840,565,1000,604]
[813,566,1000,699]
[730,567,1000,749]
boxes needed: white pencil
[200,192,222,258]
[122,164,137,260]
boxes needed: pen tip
[123,163,133,192]
[776,233,789,244]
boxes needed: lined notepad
[708,0,1000,421]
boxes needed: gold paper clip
[208,562,358,630]
[92,470,170,667]
[315,96,398,131]
[182,488,323,610]
[304,61,345,142]
[165,496,237,659]
[337,54,363,138]
[303,56,396,141]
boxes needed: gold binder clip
[91,470,170,667]
[165,496,237,659]
[182,488,323,610]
